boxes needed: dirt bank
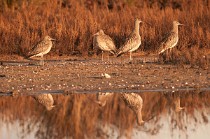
[0,55,209,93]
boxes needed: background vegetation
[0,0,209,64]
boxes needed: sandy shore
[0,55,209,94]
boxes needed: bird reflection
[163,92,185,112]
[121,93,144,125]
[1,90,210,139]
[173,97,184,112]
[95,92,114,107]
[96,92,144,125]
[33,94,55,111]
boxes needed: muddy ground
[0,54,209,94]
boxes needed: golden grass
[0,0,209,65]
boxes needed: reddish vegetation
[0,0,209,65]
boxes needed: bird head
[44,35,56,41]
[135,18,143,24]
[173,21,184,26]
[93,29,104,36]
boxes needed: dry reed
[0,0,209,65]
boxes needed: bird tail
[158,49,165,55]
[116,53,123,57]
[110,50,116,55]
[26,54,34,59]
[26,51,37,59]
[116,49,124,57]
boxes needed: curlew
[158,21,183,55]
[28,35,55,65]
[116,18,142,60]
[33,94,55,111]
[95,92,114,107]
[120,93,144,125]
[93,30,117,61]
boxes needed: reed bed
[0,0,209,65]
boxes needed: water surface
[0,91,210,139]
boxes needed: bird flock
[25,19,184,125]
[28,19,183,64]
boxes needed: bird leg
[129,52,132,61]
[40,55,44,66]
[158,53,164,64]
[165,49,170,61]
[101,51,104,61]
[169,48,172,60]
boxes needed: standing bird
[116,18,142,60]
[33,94,55,111]
[158,21,183,55]
[93,30,117,61]
[121,93,144,125]
[28,35,55,65]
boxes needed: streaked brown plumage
[120,93,144,125]
[93,30,116,61]
[33,94,55,111]
[28,35,55,65]
[95,92,144,125]
[158,21,183,54]
[116,18,142,60]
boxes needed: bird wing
[95,37,107,51]
[29,40,50,56]
[158,32,177,53]
[102,34,116,53]
[95,34,116,54]
[117,34,140,55]
[34,94,54,106]
[121,93,142,111]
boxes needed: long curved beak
[142,21,152,26]
[93,33,98,36]
[51,38,56,41]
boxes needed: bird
[93,29,117,61]
[33,94,55,111]
[158,21,183,55]
[116,18,142,61]
[28,35,55,65]
[120,93,144,125]
[95,92,114,107]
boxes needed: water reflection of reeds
[0,91,210,139]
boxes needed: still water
[0,91,210,139]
